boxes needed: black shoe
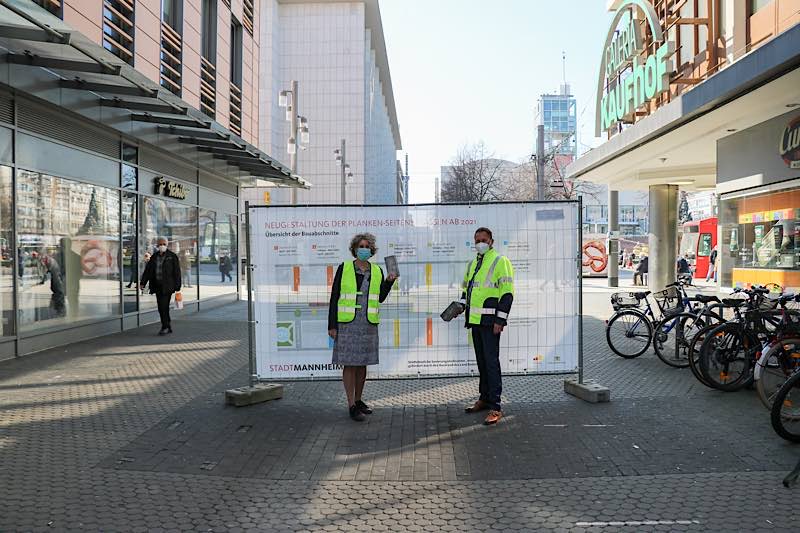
[349,405,366,422]
[158,328,167,336]
[167,327,173,334]
[355,400,372,415]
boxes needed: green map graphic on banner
[276,322,295,348]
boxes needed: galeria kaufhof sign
[596,0,675,136]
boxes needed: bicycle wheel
[688,323,719,388]
[698,323,756,391]
[756,338,800,409]
[770,370,800,443]
[653,312,708,368]
[606,309,653,358]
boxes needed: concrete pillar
[648,184,679,291]
[608,189,619,287]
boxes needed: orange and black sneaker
[484,410,503,425]
[465,400,489,413]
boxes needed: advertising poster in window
[581,234,608,277]
[249,203,580,379]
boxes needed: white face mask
[158,245,167,253]
[475,242,490,255]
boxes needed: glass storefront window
[720,186,800,290]
[198,209,238,299]
[698,234,713,257]
[0,166,14,336]
[122,192,138,313]
[122,143,138,164]
[16,170,121,330]
[140,196,197,307]
[122,163,137,190]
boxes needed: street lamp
[278,81,310,204]
[334,139,353,203]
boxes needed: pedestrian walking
[219,253,233,282]
[179,248,193,288]
[634,255,648,286]
[706,245,718,282]
[328,233,397,422]
[126,252,151,289]
[140,237,181,335]
[459,227,514,425]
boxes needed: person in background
[179,247,193,288]
[706,245,718,282]
[460,227,514,426]
[328,233,397,422]
[219,252,233,282]
[140,237,181,335]
[126,252,151,289]
[634,255,648,286]
[677,252,692,283]
[126,247,138,288]
[38,253,65,317]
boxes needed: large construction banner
[249,202,580,379]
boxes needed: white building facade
[258,0,402,205]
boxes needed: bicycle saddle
[692,294,721,304]
[721,298,747,307]
[633,291,650,299]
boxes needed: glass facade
[198,210,238,299]
[0,166,13,336]
[0,153,238,343]
[16,170,121,331]
[541,95,577,157]
[719,185,800,290]
[140,196,199,307]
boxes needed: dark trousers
[472,325,502,411]
[156,292,172,329]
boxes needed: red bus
[679,217,717,278]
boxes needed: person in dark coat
[219,253,233,282]
[38,253,65,317]
[634,255,648,286]
[140,236,182,335]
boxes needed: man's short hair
[474,227,493,240]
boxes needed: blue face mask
[356,248,372,261]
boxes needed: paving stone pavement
[1,295,799,532]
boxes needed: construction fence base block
[564,379,611,403]
[225,383,284,407]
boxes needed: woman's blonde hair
[349,233,377,258]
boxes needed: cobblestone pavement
[1,295,798,532]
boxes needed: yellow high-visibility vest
[337,261,382,325]
[462,248,514,325]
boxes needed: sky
[379,0,611,203]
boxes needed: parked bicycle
[605,278,692,361]
[770,368,800,443]
[696,287,799,392]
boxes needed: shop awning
[0,0,310,189]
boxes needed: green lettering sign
[596,0,675,136]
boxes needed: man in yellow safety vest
[460,227,514,425]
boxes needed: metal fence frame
[244,199,584,383]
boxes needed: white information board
[249,202,580,379]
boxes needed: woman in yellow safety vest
[328,233,397,421]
